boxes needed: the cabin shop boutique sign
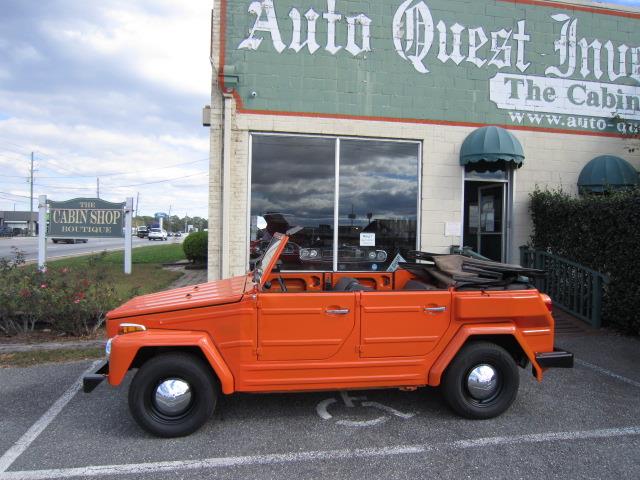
[224,0,640,134]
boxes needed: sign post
[37,195,47,271]
[124,197,133,275]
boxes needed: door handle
[326,308,350,315]
[424,306,446,313]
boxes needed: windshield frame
[252,232,289,288]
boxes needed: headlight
[300,248,309,258]
[377,251,387,261]
[309,249,319,258]
[105,338,112,361]
[368,251,377,260]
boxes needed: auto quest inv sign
[223,0,640,134]
[48,198,125,238]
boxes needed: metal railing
[519,246,609,328]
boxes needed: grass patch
[0,347,103,368]
[46,243,186,268]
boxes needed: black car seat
[333,277,373,292]
[403,280,438,291]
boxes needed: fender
[108,330,235,394]
[427,323,542,387]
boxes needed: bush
[182,231,208,263]
[529,188,640,334]
[0,250,120,336]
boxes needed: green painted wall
[223,0,640,134]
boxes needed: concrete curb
[0,340,104,354]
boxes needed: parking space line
[576,359,640,389]
[1,426,638,479]
[0,360,102,474]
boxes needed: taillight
[541,294,553,313]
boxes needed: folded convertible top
[400,251,545,289]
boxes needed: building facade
[207,0,640,280]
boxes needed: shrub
[0,250,119,336]
[182,231,208,263]
[529,188,640,334]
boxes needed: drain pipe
[220,92,233,280]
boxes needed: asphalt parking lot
[1,332,639,480]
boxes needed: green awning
[578,155,639,194]
[460,126,525,171]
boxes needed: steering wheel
[277,275,288,292]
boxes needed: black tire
[128,352,217,438]
[441,341,519,420]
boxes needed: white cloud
[0,0,213,217]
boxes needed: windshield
[253,233,286,285]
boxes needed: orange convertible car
[84,230,573,437]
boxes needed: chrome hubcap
[153,378,192,416]
[466,364,499,401]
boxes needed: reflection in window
[339,140,419,271]
[250,135,335,270]
[250,134,420,271]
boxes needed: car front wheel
[128,352,218,438]
[441,341,519,420]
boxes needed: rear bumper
[83,362,109,393]
[535,348,574,368]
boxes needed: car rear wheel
[441,341,519,420]
[128,352,217,438]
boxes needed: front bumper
[83,361,109,393]
[535,348,574,368]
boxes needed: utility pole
[135,192,139,218]
[29,152,34,236]
[97,178,100,198]
[168,204,172,232]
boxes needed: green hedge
[529,188,640,334]
[182,231,208,263]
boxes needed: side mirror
[263,281,272,290]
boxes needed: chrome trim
[326,309,350,315]
[424,306,446,313]
[466,364,499,401]
[153,379,192,416]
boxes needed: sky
[0,0,639,219]
[0,0,212,218]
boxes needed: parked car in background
[174,231,182,237]
[51,238,88,244]
[0,226,13,237]
[148,228,168,241]
[137,226,149,238]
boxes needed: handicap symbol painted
[316,391,415,427]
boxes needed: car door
[257,292,356,361]
[359,290,451,358]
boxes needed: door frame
[462,168,514,263]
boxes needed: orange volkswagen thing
[84,230,573,437]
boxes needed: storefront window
[338,140,419,271]
[250,134,420,271]
[250,135,335,271]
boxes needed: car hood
[107,275,248,320]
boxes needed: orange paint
[104,235,558,394]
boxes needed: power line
[28,157,209,179]
[0,190,31,199]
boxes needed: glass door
[477,184,505,262]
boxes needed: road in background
[0,236,184,262]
